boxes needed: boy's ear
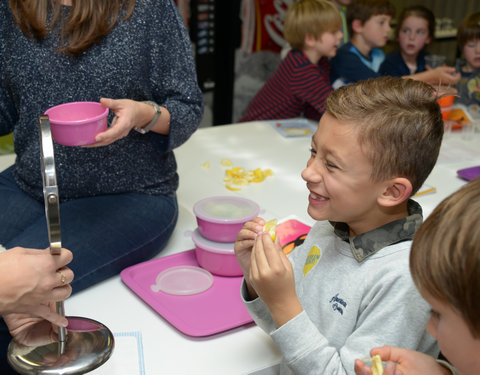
[304,33,317,48]
[351,19,363,34]
[377,177,413,207]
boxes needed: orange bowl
[437,95,455,108]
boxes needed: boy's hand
[354,346,452,375]
[234,218,265,296]
[249,232,302,327]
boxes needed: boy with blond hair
[355,179,480,375]
[240,0,343,122]
[235,77,442,374]
[330,0,459,87]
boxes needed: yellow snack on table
[201,161,210,169]
[223,166,274,191]
[363,355,383,375]
[221,158,233,166]
[263,218,278,241]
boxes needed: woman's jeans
[0,166,178,373]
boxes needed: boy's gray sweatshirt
[243,200,438,374]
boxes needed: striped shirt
[240,50,333,122]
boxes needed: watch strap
[135,101,161,134]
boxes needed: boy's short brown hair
[410,179,480,338]
[457,11,480,51]
[346,0,395,38]
[325,76,443,194]
[284,0,342,50]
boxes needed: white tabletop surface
[0,121,479,374]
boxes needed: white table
[0,121,479,374]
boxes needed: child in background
[330,0,394,86]
[454,12,480,107]
[235,77,442,374]
[379,5,435,76]
[354,178,480,375]
[330,0,459,87]
[240,0,343,122]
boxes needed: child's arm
[405,66,460,85]
[249,232,303,327]
[234,217,266,299]
[354,346,455,375]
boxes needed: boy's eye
[309,148,317,156]
[325,161,337,169]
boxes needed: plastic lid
[191,228,235,254]
[193,196,259,224]
[150,265,214,295]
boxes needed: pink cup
[45,101,108,146]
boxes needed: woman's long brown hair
[9,0,135,56]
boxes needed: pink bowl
[192,229,242,276]
[193,196,260,243]
[45,101,109,146]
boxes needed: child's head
[301,77,442,234]
[396,5,435,58]
[347,0,395,47]
[284,0,342,51]
[325,76,443,195]
[457,12,480,71]
[410,179,480,374]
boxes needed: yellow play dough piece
[363,355,383,375]
[263,219,278,241]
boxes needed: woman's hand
[4,303,67,347]
[0,247,73,317]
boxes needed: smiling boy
[235,77,443,374]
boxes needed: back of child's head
[325,76,443,194]
[284,0,342,50]
[346,0,395,38]
[410,178,480,338]
[457,11,480,51]
[395,5,435,41]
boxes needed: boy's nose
[301,161,322,183]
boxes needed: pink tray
[120,250,253,337]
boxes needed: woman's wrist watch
[134,101,161,134]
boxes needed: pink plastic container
[45,101,108,146]
[192,229,242,276]
[193,196,260,243]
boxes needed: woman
[0,0,203,370]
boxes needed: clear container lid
[191,228,235,254]
[150,265,214,295]
[193,196,259,224]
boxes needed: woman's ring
[59,272,66,285]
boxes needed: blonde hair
[9,0,135,56]
[326,77,443,194]
[284,0,342,50]
[410,179,480,338]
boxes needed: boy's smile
[301,113,392,236]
